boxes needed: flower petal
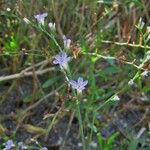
[70,80,78,89]
[82,80,88,86]
[61,52,67,59]
[42,12,48,18]
[54,53,61,60]
[34,14,40,19]
[78,77,83,85]
[70,80,77,86]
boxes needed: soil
[0,78,150,150]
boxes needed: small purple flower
[70,77,88,93]
[3,140,15,150]
[41,147,48,150]
[53,52,71,70]
[63,36,71,49]
[34,12,48,25]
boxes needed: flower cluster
[33,13,72,51]
[33,12,88,93]
[53,52,88,94]
[3,140,28,150]
[34,12,55,31]
[3,139,47,150]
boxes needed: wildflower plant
[33,11,88,149]
[53,51,87,150]
[127,20,150,87]
[6,9,150,150]
[2,2,150,150]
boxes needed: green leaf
[97,132,104,150]
[128,137,139,150]
[142,85,150,93]
[42,76,61,88]
[103,66,120,75]
[23,95,32,103]
[107,132,119,147]
[23,90,43,103]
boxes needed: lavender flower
[3,140,15,150]
[70,77,88,93]
[34,12,48,25]
[63,36,71,49]
[53,52,71,70]
[41,147,48,150]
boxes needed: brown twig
[0,58,54,82]
[60,110,75,150]
[0,67,55,82]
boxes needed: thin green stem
[40,27,62,51]
[32,23,62,51]
[76,99,86,150]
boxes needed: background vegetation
[0,0,150,149]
